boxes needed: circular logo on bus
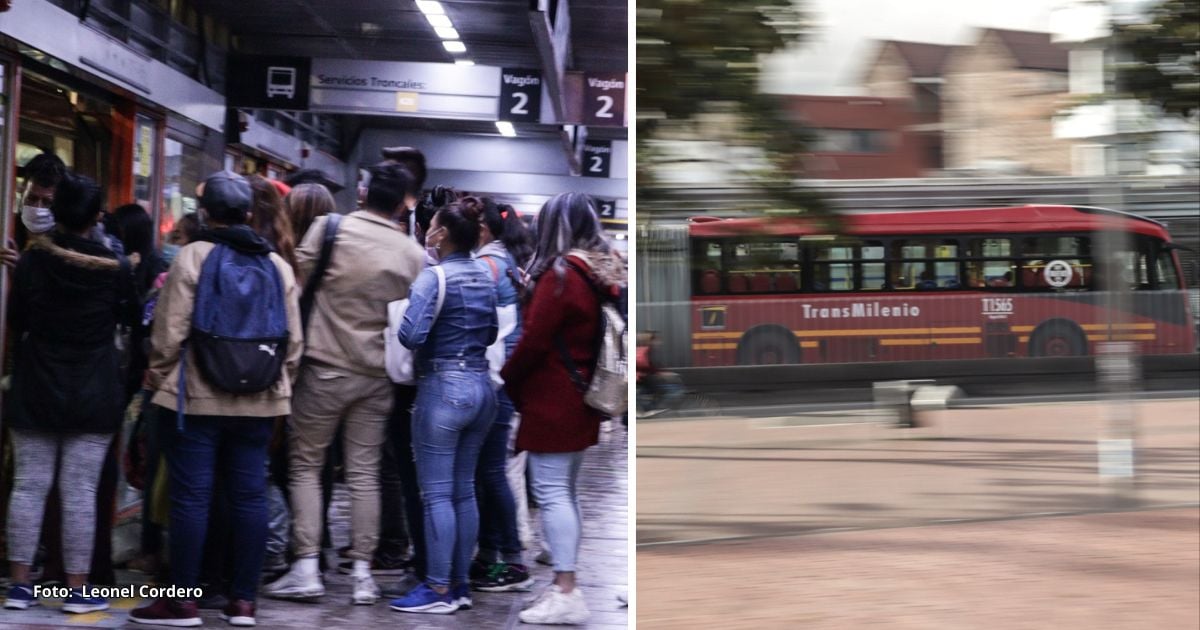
[1044,259,1074,287]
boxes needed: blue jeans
[412,367,495,587]
[475,392,521,560]
[162,414,272,601]
[528,451,586,573]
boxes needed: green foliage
[1113,0,1199,117]
[637,0,823,214]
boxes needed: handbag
[486,304,519,390]
[386,265,445,384]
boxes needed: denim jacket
[398,252,498,373]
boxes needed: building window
[816,129,890,153]
[1069,49,1104,95]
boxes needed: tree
[1112,0,1199,118]
[637,0,823,214]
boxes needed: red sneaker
[219,599,257,627]
[129,598,201,627]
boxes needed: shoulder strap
[481,254,501,283]
[432,265,446,320]
[300,213,343,331]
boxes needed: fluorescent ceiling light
[434,26,459,40]
[443,41,467,53]
[416,1,444,15]
[425,14,452,28]
[496,121,516,137]
[455,60,475,66]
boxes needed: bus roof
[688,205,1173,241]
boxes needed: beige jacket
[297,211,425,378]
[147,242,304,417]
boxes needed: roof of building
[985,28,1069,71]
[886,40,960,77]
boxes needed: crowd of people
[0,147,626,626]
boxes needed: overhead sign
[499,68,543,123]
[581,140,612,178]
[583,73,626,127]
[227,55,311,110]
[594,198,617,219]
[308,58,500,120]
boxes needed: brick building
[940,28,1079,175]
[788,95,923,179]
[861,40,960,170]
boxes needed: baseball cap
[200,170,252,214]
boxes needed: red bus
[681,205,1195,366]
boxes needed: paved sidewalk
[0,422,628,629]
[639,400,1199,544]
[638,508,1200,629]
[637,399,1199,628]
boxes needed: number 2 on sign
[595,95,614,118]
[589,156,604,173]
[510,92,529,115]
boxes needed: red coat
[503,255,607,453]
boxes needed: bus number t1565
[982,297,1014,315]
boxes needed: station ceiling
[194,0,626,73]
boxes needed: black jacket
[5,232,137,434]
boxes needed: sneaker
[388,583,457,615]
[535,549,553,566]
[336,545,353,559]
[473,562,534,592]
[62,587,109,614]
[468,557,490,582]
[351,573,380,605]
[262,567,324,600]
[218,599,256,627]
[196,592,229,610]
[3,584,37,610]
[519,585,590,625]
[451,584,472,610]
[129,598,202,627]
[336,556,410,576]
[127,554,160,575]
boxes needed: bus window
[862,243,886,290]
[811,239,884,291]
[1114,249,1151,291]
[728,240,800,293]
[1157,250,1181,289]
[693,240,724,294]
[1021,236,1090,257]
[966,238,1016,288]
[891,239,959,290]
[1019,258,1092,289]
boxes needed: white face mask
[21,205,55,234]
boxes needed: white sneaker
[352,573,380,605]
[519,585,590,625]
[263,567,325,600]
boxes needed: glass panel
[1115,250,1151,290]
[862,262,886,290]
[1021,236,1089,257]
[967,238,1012,258]
[813,263,853,291]
[729,240,800,294]
[160,135,204,245]
[1157,252,1180,289]
[966,260,1016,288]
[133,114,157,209]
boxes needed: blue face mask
[162,243,181,266]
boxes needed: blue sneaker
[388,583,457,614]
[62,588,109,614]
[3,584,37,610]
[452,584,472,610]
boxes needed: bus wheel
[1029,321,1087,357]
[736,329,801,366]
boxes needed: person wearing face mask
[265,162,424,606]
[390,197,498,615]
[2,152,67,270]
